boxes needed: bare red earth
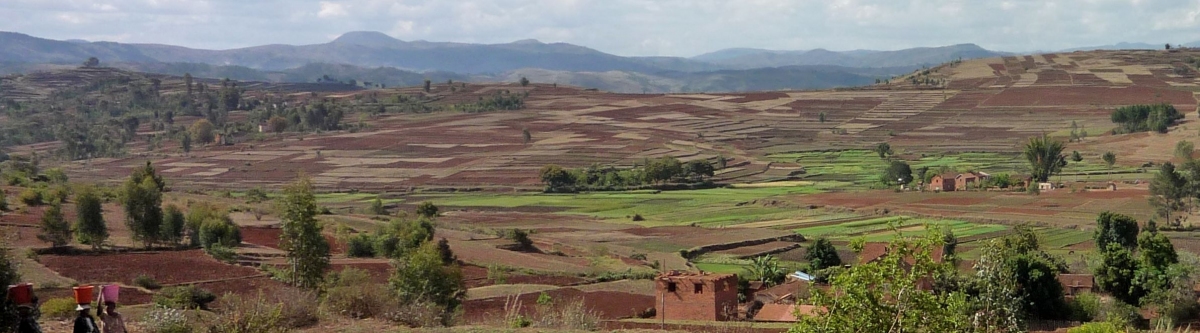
[40,250,262,286]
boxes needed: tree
[683,160,715,181]
[423,79,431,92]
[791,231,970,333]
[162,204,186,246]
[267,116,289,134]
[180,132,192,154]
[882,160,913,186]
[874,142,893,159]
[123,162,164,248]
[1071,150,1083,162]
[1150,162,1189,225]
[1095,211,1139,250]
[184,73,194,95]
[390,241,466,326]
[279,175,331,289]
[75,186,107,250]
[1176,140,1195,161]
[818,112,827,123]
[1023,135,1066,182]
[519,77,530,87]
[747,255,786,286]
[415,201,438,219]
[522,128,532,144]
[539,164,575,191]
[716,155,728,170]
[1137,231,1178,270]
[38,201,71,248]
[805,238,841,270]
[0,237,21,332]
[988,227,1068,319]
[1095,243,1140,305]
[1102,151,1116,169]
[369,196,387,215]
[83,57,100,67]
[189,119,216,145]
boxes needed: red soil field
[460,263,588,288]
[463,288,654,323]
[240,226,345,254]
[990,207,1058,216]
[40,287,154,305]
[193,276,287,298]
[917,197,987,206]
[40,250,262,286]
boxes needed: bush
[1067,322,1121,333]
[206,244,238,263]
[346,233,377,258]
[0,189,7,211]
[244,187,269,203]
[199,219,242,249]
[18,188,41,206]
[323,268,393,319]
[40,297,78,320]
[142,306,191,333]
[207,292,284,333]
[631,214,644,221]
[135,274,162,290]
[154,285,217,310]
[45,185,69,204]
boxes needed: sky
[2,0,1200,57]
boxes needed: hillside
[692,44,1007,69]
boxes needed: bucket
[7,284,33,305]
[100,285,119,303]
[72,286,94,305]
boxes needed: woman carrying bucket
[9,283,41,333]
[97,285,125,333]
[72,286,99,333]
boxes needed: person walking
[72,304,99,333]
[98,302,126,333]
[16,304,42,333]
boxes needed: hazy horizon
[3,0,1199,57]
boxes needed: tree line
[539,156,718,192]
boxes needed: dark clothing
[17,317,41,333]
[73,315,99,333]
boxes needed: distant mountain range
[0,31,1012,93]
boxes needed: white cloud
[317,1,347,18]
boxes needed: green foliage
[805,238,841,270]
[415,201,438,218]
[539,164,576,192]
[1111,103,1182,133]
[40,297,78,320]
[123,161,164,248]
[1095,212,1139,250]
[44,184,70,205]
[19,187,42,206]
[74,186,107,249]
[244,187,269,204]
[790,231,970,333]
[747,255,786,286]
[390,241,466,326]
[982,226,1069,319]
[323,268,394,319]
[455,92,525,113]
[0,189,7,211]
[161,204,186,246]
[881,160,913,185]
[1095,243,1140,305]
[1023,135,1067,182]
[135,274,162,290]
[1068,292,1102,321]
[44,167,68,184]
[505,228,534,251]
[154,285,216,310]
[0,239,20,330]
[1071,150,1084,162]
[683,160,715,181]
[1150,162,1190,225]
[1067,322,1121,333]
[873,142,892,159]
[346,233,377,258]
[199,219,241,249]
[266,116,289,134]
[279,175,330,289]
[189,119,216,144]
[1102,151,1116,169]
[374,218,435,258]
[206,244,238,263]
[1176,140,1195,160]
[37,201,71,247]
[520,77,530,87]
[368,196,387,215]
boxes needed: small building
[1058,274,1096,296]
[929,174,956,192]
[1038,182,1056,191]
[655,271,739,321]
[955,172,990,191]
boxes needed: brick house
[655,271,739,321]
[1058,274,1096,296]
[955,172,989,190]
[929,174,956,192]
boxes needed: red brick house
[655,271,739,321]
[1058,274,1096,296]
[929,174,956,192]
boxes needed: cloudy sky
[2,0,1199,57]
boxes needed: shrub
[142,306,191,333]
[1067,322,1121,333]
[199,219,242,249]
[322,268,393,319]
[271,287,320,329]
[207,292,284,333]
[40,297,79,320]
[45,185,69,204]
[244,187,269,203]
[346,233,377,258]
[18,188,42,206]
[206,244,238,263]
[154,285,217,310]
[135,274,162,290]
[631,214,644,221]
[506,228,533,251]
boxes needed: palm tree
[1023,135,1066,182]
